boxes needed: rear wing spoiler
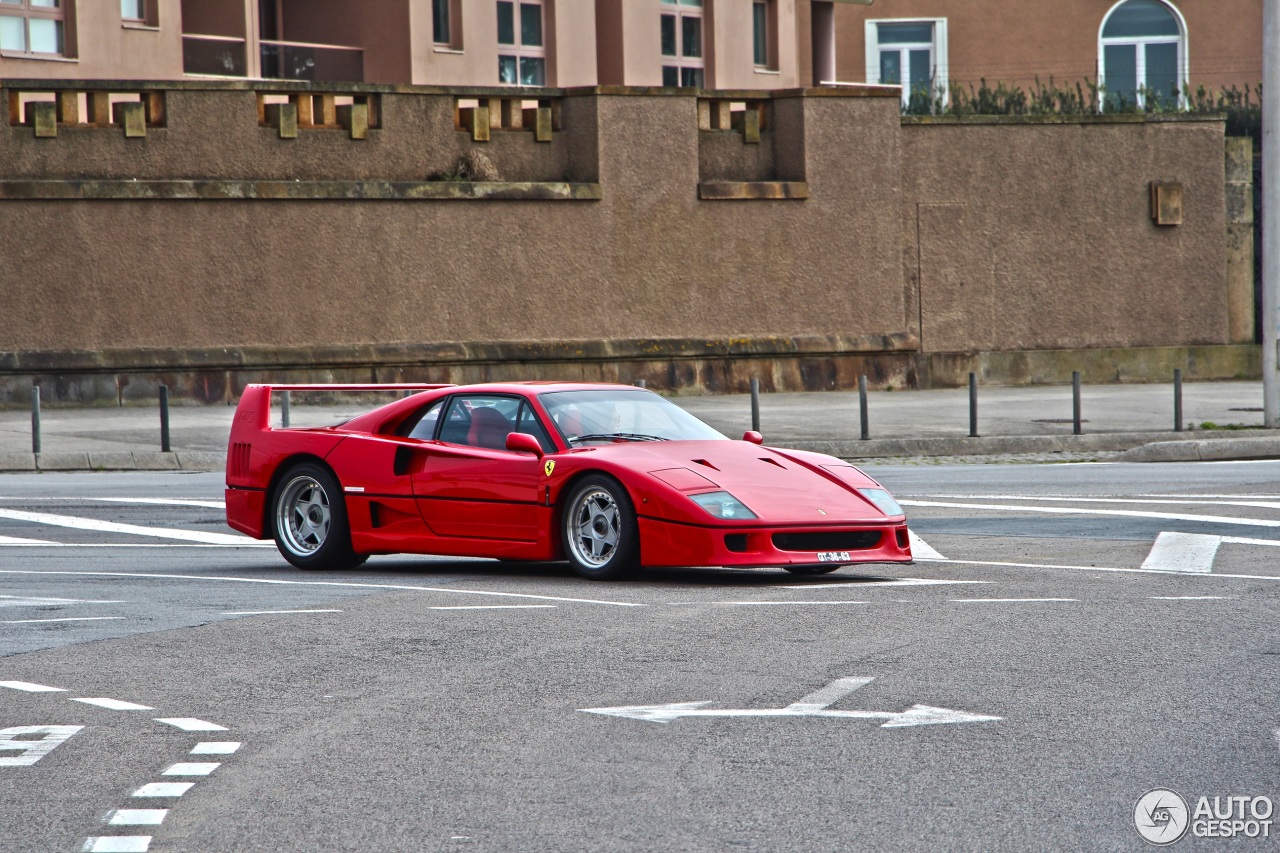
[232,383,454,433]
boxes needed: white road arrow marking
[579,677,1001,728]
[1141,532,1221,573]
[0,725,83,766]
[908,531,946,560]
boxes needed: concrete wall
[0,80,1240,402]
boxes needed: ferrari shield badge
[544,460,556,477]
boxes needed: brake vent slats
[229,442,251,478]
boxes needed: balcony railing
[181,35,363,83]
[182,34,247,78]
[260,40,364,83]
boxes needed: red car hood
[579,440,897,525]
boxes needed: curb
[1117,436,1280,463]
[0,451,225,473]
[788,429,1280,461]
[1,431,1278,472]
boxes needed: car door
[410,394,546,542]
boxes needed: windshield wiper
[569,433,668,444]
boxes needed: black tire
[560,474,640,580]
[271,462,366,570]
[783,564,842,575]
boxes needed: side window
[438,395,521,449]
[397,400,445,440]
[515,401,556,452]
[865,18,948,108]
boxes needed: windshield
[540,389,727,445]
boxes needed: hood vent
[759,457,785,469]
[691,458,719,471]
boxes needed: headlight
[857,488,904,516]
[689,491,758,520]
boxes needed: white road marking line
[73,698,154,711]
[1150,596,1237,600]
[1221,535,1280,547]
[162,762,219,776]
[922,494,1280,511]
[131,782,194,798]
[0,595,125,604]
[951,598,1079,603]
[0,508,254,545]
[83,837,151,852]
[784,677,874,712]
[1141,532,1222,573]
[221,609,343,615]
[778,578,994,590]
[154,718,227,732]
[908,530,946,560]
[908,556,1280,583]
[0,570,645,607]
[191,742,240,755]
[107,810,167,826]
[92,498,225,509]
[0,534,56,545]
[2,616,126,624]
[0,543,274,548]
[0,680,65,692]
[725,601,869,606]
[899,499,1280,529]
[428,605,557,610]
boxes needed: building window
[661,0,703,87]
[0,0,66,56]
[121,0,143,21]
[497,0,546,86]
[432,0,462,49]
[1099,0,1186,110]
[752,0,778,69]
[865,19,947,107]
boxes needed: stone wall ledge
[0,333,920,375]
[0,180,602,202]
[699,181,810,200]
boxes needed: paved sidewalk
[0,380,1273,472]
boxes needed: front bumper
[637,516,913,568]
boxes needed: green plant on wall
[905,77,1262,143]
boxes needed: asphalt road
[1,463,1278,852]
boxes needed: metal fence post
[31,386,41,455]
[968,372,979,437]
[282,389,291,428]
[1072,371,1082,435]
[634,379,646,388]
[858,375,869,440]
[159,385,171,452]
[749,378,760,433]
[1174,368,1183,432]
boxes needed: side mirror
[505,432,545,457]
[742,431,764,445]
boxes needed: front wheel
[272,462,366,570]
[561,474,640,580]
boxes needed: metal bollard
[31,386,41,455]
[1072,371,1082,435]
[634,379,646,388]
[858,375,869,440]
[159,385,171,453]
[282,389,291,428]
[968,372,979,438]
[749,378,760,433]
[1174,368,1183,432]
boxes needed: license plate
[817,551,852,562]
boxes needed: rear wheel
[561,474,640,580]
[783,564,841,575]
[272,462,366,570]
